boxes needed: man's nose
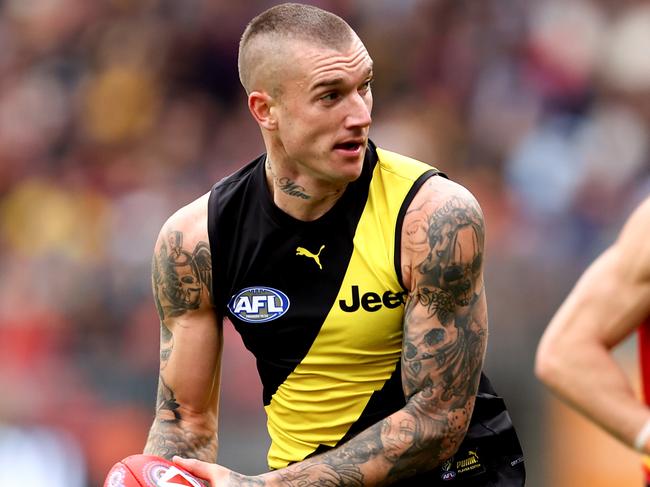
[345,92,372,129]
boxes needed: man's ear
[248,91,278,130]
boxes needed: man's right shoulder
[158,192,211,244]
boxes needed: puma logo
[296,245,325,270]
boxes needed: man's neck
[264,156,347,222]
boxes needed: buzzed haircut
[238,3,355,94]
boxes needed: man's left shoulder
[409,175,483,217]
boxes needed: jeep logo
[339,285,407,312]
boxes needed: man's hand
[173,456,263,486]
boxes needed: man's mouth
[334,140,365,152]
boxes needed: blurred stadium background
[0,0,649,485]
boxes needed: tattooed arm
[536,197,650,452]
[173,178,488,486]
[144,193,223,462]
[392,178,488,475]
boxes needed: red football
[104,454,204,487]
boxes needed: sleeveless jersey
[208,141,525,485]
[639,322,650,484]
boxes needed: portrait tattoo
[152,231,212,319]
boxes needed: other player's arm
[144,194,223,462]
[536,197,650,452]
[174,179,488,486]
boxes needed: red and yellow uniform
[639,321,650,485]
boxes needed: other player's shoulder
[613,196,650,279]
[623,196,650,232]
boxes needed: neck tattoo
[266,157,312,200]
[278,177,311,199]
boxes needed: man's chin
[337,163,365,184]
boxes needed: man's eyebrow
[311,77,344,91]
[310,67,374,92]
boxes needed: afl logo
[228,287,290,323]
[441,471,457,481]
[439,457,457,481]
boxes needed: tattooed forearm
[144,420,217,461]
[277,463,364,487]
[152,231,212,319]
[228,472,265,486]
[265,422,383,486]
[268,405,443,486]
[145,376,216,460]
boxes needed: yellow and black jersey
[207,141,525,485]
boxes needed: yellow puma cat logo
[296,245,325,270]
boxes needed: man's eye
[321,92,339,101]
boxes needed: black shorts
[393,443,525,486]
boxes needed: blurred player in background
[143,3,524,485]
[536,195,650,485]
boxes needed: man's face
[271,37,374,184]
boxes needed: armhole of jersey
[640,323,650,404]
[394,169,442,291]
[207,184,226,318]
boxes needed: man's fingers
[172,456,211,479]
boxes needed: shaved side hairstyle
[238,3,355,94]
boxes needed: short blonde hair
[238,3,355,94]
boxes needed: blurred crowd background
[0,0,649,485]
